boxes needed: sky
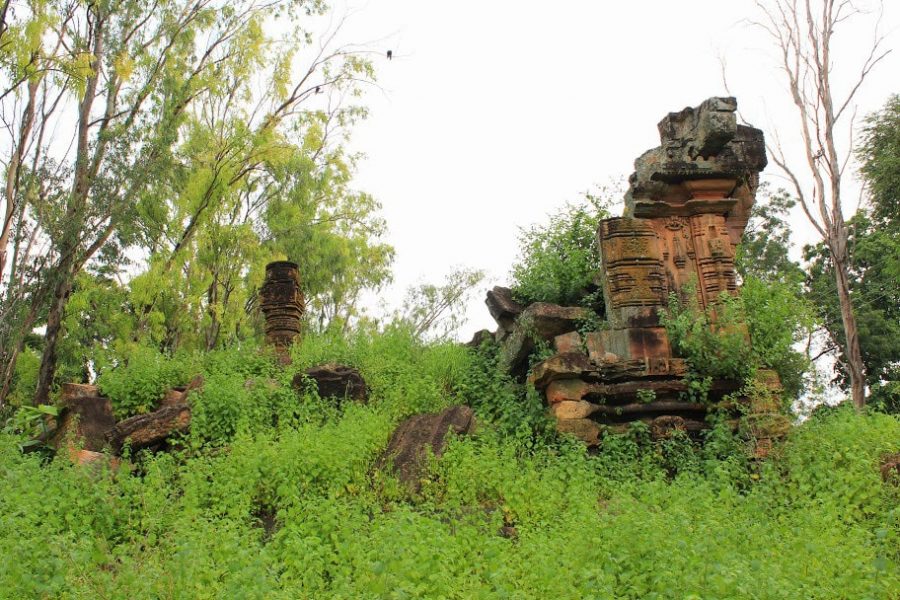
[325,0,900,339]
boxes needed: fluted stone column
[260,261,305,360]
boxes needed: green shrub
[3,328,900,598]
[97,346,197,418]
[740,275,814,399]
[660,285,754,382]
[6,347,40,407]
[510,194,610,307]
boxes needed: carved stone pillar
[259,261,305,357]
[597,218,671,360]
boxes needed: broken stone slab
[881,453,900,484]
[527,352,594,389]
[485,286,524,333]
[48,394,117,453]
[551,399,710,426]
[106,403,191,452]
[626,97,767,216]
[550,400,598,420]
[741,412,792,459]
[292,363,368,403]
[378,405,475,490]
[528,354,689,390]
[596,327,672,361]
[593,358,689,383]
[591,400,707,418]
[61,383,100,401]
[67,449,121,471]
[545,379,592,404]
[160,374,204,408]
[499,303,591,376]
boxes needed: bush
[660,285,754,382]
[6,347,40,407]
[3,328,899,598]
[97,346,197,418]
[740,276,814,399]
[510,194,609,307]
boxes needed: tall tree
[752,0,891,408]
[0,0,384,405]
[804,95,900,411]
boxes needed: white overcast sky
[323,0,900,339]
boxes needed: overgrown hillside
[2,328,899,598]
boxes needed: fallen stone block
[527,352,594,389]
[500,303,591,376]
[106,403,191,452]
[485,286,524,333]
[378,405,475,490]
[49,394,117,453]
[545,379,591,404]
[550,400,599,420]
[556,418,600,446]
[293,363,368,403]
[553,331,583,354]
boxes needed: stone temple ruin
[482,97,788,453]
[41,97,788,469]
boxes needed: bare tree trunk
[0,71,39,279]
[751,0,889,409]
[34,268,73,403]
[829,229,866,408]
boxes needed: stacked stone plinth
[260,261,305,355]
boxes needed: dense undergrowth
[2,328,899,599]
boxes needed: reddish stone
[49,395,116,453]
[260,261,305,358]
[293,364,368,403]
[378,405,475,490]
[556,418,600,446]
[551,400,598,420]
[545,379,591,404]
[553,331,583,354]
[485,286,524,333]
[881,454,900,483]
[527,352,593,389]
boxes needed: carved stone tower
[259,261,305,359]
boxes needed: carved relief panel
[598,218,666,329]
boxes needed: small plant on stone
[636,389,656,404]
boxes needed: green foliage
[859,94,900,228]
[97,347,197,419]
[740,276,814,399]
[510,193,610,307]
[735,185,806,286]
[805,210,900,398]
[660,285,754,382]
[661,277,812,400]
[2,368,899,597]
[453,339,553,445]
[6,347,40,407]
[635,388,657,404]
